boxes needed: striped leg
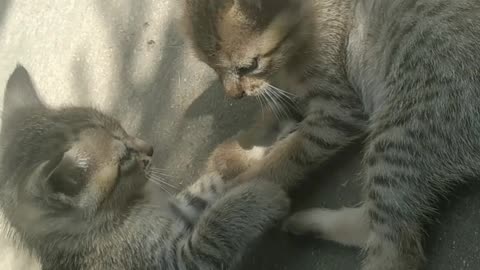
[235,85,367,190]
[360,127,461,270]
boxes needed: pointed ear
[29,151,86,198]
[4,65,45,116]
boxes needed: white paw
[283,207,369,247]
[283,209,329,237]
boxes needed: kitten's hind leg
[179,181,290,270]
[283,206,369,247]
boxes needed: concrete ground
[0,1,479,269]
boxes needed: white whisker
[148,175,179,190]
[266,87,289,119]
[147,179,173,195]
[149,170,177,179]
[267,83,301,113]
[255,95,265,119]
[263,89,282,120]
[270,87,296,116]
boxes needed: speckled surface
[0,1,478,269]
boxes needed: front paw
[206,139,253,179]
[283,207,369,247]
[231,165,264,184]
[283,209,324,237]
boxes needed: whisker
[265,92,280,120]
[267,89,284,120]
[149,167,174,173]
[269,87,296,116]
[267,83,301,113]
[149,170,177,179]
[147,179,173,195]
[268,84,296,97]
[266,87,289,119]
[148,174,178,188]
[149,168,177,178]
[148,175,179,190]
[256,94,267,120]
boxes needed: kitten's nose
[132,138,154,157]
[141,156,152,168]
[230,90,245,99]
[146,146,154,157]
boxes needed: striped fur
[0,66,289,270]
[185,0,480,269]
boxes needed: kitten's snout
[132,138,154,157]
[224,83,245,99]
[231,90,246,99]
[141,156,152,169]
[222,75,246,99]
[144,145,154,157]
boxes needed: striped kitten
[184,0,480,269]
[0,66,289,270]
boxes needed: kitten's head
[0,66,154,235]
[183,0,312,98]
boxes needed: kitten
[182,0,365,189]
[0,65,289,270]
[183,0,480,269]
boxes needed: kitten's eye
[237,57,259,76]
[120,148,133,162]
[119,148,137,172]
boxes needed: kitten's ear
[4,65,45,115]
[30,151,86,198]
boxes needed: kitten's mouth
[139,156,152,171]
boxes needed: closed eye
[119,148,137,173]
[237,57,259,76]
[120,148,133,162]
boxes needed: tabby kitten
[0,65,289,270]
[184,0,480,269]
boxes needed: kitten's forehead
[216,9,259,57]
[188,0,301,69]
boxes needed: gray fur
[0,65,289,270]
[185,0,480,269]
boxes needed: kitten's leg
[178,181,290,270]
[283,205,369,247]
[359,129,462,270]
[287,125,462,270]
[236,84,367,189]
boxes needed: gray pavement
[0,1,479,269]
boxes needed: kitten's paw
[207,138,268,180]
[283,209,326,236]
[283,207,368,247]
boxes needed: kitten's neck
[287,0,354,81]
